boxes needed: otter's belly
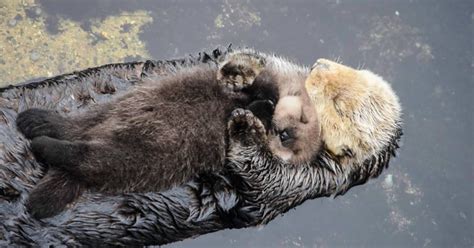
[92,98,234,193]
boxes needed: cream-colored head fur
[305,59,402,165]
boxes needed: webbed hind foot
[26,170,84,219]
[16,108,69,139]
[30,136,88,174]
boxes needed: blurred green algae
[0,0,152,87]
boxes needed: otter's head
[268,95,321,164]
[305,58,402,164]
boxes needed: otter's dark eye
[279,130,290,142]
[278,128,295,147]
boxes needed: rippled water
[1,0,472,247]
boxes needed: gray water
[1,0,472,247]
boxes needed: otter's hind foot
[228,108,267,146]
[16,108,68,139]
[26,170,83,219]
[30,136,87,173]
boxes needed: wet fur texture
[16,50,321,219]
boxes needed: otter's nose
[311,59,331,71]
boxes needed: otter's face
[305,58,401,163]
[268,96,321,164]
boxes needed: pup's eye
[279,129,290,142]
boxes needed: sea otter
[16,49,322,219]
[0,49,403,246]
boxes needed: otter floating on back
[16,49,322,219]
[0,47,402,246]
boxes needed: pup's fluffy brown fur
[16,50,322,219]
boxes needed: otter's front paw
[217,52,266,92]
[16,108,66,139]
[218,72,251,92]
[228,108,266,146]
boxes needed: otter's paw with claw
[217,52,266,92]
[228,108,267,146]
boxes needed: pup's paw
[16,108,65,139]
[217,52,266,92]
[26,170,84,219]
[26,189,59,219]
[30,136,85,171]
[30,136,53,164]
[228,108,266,146]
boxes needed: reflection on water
[1,0,472,247]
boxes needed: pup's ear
[300,105,309,124]
[217,52,266,91]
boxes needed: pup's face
[268,95,321,164]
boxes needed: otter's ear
[217,52,266,91]
[300,106,309,124]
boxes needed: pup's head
[305,59,402,164]
[268,95,321,164]
[218,49,322,164]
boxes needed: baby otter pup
[16,50,321,219]
[269,95,320,164]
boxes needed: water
[1,0,472,247]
